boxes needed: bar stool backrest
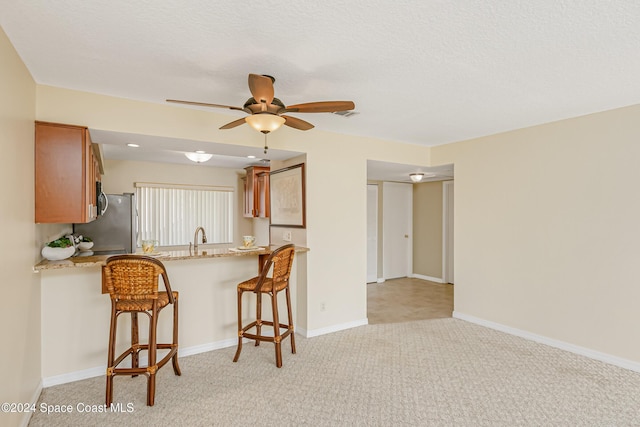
[103,255,174,303]
[253,244,295,292]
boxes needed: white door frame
[366,184,378,283]
[442,180,454,284]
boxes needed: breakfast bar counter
[37,244,308,386]
[34,245,309,271]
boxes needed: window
[135,182,233,246]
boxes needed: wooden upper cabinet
[243,166,270,218]
[35,121,99,223]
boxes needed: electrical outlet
[283,231,292,242]
[320,302,326,312]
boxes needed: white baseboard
[20,380,43,427]
[178,338,238,358]
[377,278,385,283]
[453,311,640,374]
[304,318,368,338]
[42,338,240,388]
[411,273,445,283]
[43,366,105,388]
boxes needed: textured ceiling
[2,1,639,179]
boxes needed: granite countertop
[34,245,308,271]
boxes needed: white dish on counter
[231,246,264,252]
[139,251,169,257]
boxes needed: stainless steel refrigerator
[74,193,137,254]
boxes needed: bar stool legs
[233,286,296,368]
[105,299,181,407]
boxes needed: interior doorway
[366,160,455,323]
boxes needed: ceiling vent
[332,110,359,118]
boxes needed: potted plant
[41,237,76,261]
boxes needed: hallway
[367,277,453,324]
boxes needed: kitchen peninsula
[36,245,308,386]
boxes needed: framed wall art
[269,163,306,228]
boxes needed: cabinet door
[242,176,254,217]
[257,172,270,218]
[242,166,270,218]
[35,122,94,223]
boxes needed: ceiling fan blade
[166,99,244,111]
[248,74,274,105]
[219,117,247,130]
[282,115,314,131]
[284,101,355,113]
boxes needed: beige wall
[0,27,40,427]
[413,181,443,278]
[431,104,640,362]
[101,158,253,246]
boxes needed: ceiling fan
[166,74,355,133]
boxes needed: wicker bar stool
[103,255,180,407]
[233,244,296,367]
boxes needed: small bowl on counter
[78,241,94,251]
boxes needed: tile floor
[367,277,454,324]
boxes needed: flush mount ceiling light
[245,113,286,134]
[126,143,139,148]
[410,173,424,182]
[410,173,437,182]
[185,151,213,163]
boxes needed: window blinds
[135,183,233,246]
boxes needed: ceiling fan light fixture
[185,152,213,163]
[245,113,286,134]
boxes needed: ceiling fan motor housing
[243,97,285,114]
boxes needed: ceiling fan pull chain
[264,133,268,154]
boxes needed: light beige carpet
[29,319,640,426]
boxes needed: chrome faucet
[193,226,207,253]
